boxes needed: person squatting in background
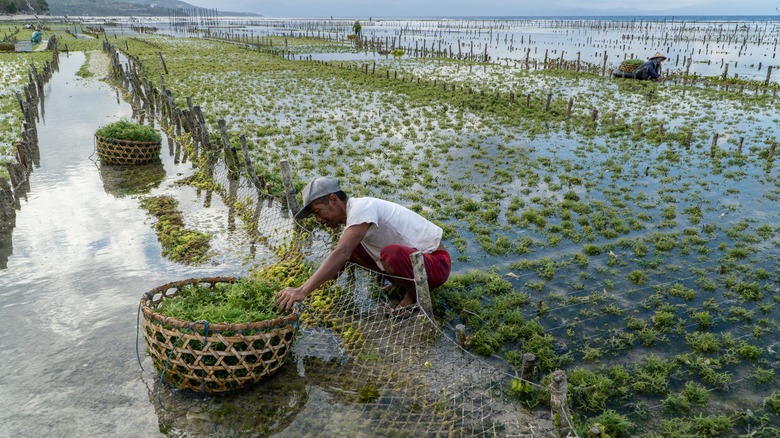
[634,52,667,82]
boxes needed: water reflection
[98,160,166,198]
[142,329,347,437]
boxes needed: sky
[180,0,780,18]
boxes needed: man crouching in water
[275,176,451,319]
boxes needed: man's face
[310,195,342,228]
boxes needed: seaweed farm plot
[194,16,780,82]
[0,50,52,166]
[108,26,780,436]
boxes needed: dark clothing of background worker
[275,177,451,317]
[634,52,667,81]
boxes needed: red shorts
[352,243,451,289]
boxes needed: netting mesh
[292,270,532,437]
[145,129,560,437]
[113,39,566,433]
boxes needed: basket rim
[95,134,162,146]
[141,276,299,332]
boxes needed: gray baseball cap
[294,176,342,220]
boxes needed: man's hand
[274,224,370,313]
[275,287,307,312]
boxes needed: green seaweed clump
[140,195,211,264]
[156,249,312,323]
[96,119,162,142]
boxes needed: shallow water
[5,21,778,435]
[0,52,249,437]
[163,17,780,81]
[0,49,465,438]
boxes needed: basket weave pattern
[96,135,161,165]
[618,61,641,73]
[141,277,298,393]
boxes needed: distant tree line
[2,0,50,15]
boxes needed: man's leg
[380,244,452,307]
[349,243,391,288]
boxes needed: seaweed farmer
[633,52,667,82]
[353,19,362,39]
[31,27,43,45]
[275,176,451,319]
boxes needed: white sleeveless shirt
[346,197,443,269]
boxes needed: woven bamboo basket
[141,277,299,393]
[95,135,161,165]
[618,60,642,73]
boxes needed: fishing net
[136,137,562,437]
[114,42,569,436]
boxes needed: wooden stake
[521,352,537,381]
[550,370,573,438]
[711,133,719,157]
[240,134,266,193]
[279,159,300,215]
[158,51,168,75]
[411,251,434,317]
[193,106,210,148]
[217,119,239,180]
[455,324,467,347]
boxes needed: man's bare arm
[275,223,370,311]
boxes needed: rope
[156,319,209,413]
[135,301,147,373]
[408,278,551,392]
[296,301,347,371]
